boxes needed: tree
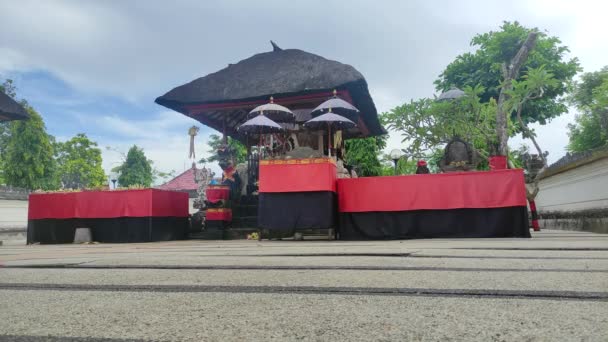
[55,133,106,189]
[115,145,153,187]
[436,21,580,129]
[1,106,59,190]
[495,30,539,156]
[199,134,247,165]
[567,67,608,152]
[0,79,20,161]
[503,66,557,200]
[344,136,386,177]
[382,86,503,160]
[380,155,417,176]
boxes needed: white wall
[0,199,28,229]
[536,157,608,212]
[188,198,197,215]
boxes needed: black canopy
[0,91,29,121]
[155,44,386,141]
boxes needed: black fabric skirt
[258,192,336,230]
[27,217,189,244]
[339,206,530,240]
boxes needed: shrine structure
[155,42,530,240]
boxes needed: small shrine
[155,42,385,239]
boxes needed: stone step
[233,205,258,217]
[232,216,258,228]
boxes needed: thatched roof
[0,91,29,121]
[155,45,386,140]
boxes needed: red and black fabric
[529,200,540,231]
[27,189,189,244]
[205,208,232,221]
[337,170,530,240]
[205,186,230,204]
[258,159,336,230]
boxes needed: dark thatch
[0,91,29,121]
[155,46,386,141]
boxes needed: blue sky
[4,69,202,179]
[1,0,607,184]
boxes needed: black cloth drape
[27,217,188,244]
[338,206,530,240]
[258,192,336,230]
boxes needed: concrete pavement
[0,230,607,341]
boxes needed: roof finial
[270,40,282,52]
[333,89,337,97]
[270,96,274,103]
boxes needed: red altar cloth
[28,189,189,220]
[337,169,527,213]
[259,158,337,193]
[206,185,230,203]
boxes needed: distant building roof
[0,91,29,121]
[157,167,198,192]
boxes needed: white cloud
[82,111,222,184]
[2,0,606,166]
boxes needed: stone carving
[336,159,351,179]
[193,166,213,209]
[284,146,323,159]
[438,137,479,172]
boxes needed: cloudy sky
[1,0,606,182]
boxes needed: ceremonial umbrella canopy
[0,91,29,122]
[311,89,360,123]
[248,96,294,122]
[437,87,465,102]
[238,114,284,159]
[304,111,356,157]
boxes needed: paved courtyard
[1,230,607,341]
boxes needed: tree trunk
[496,32,539,156]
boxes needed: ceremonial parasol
[304,110,356,157]
[0,91,29,121]
[311,89,360,123]
[238,114,284,159]
[437,87,465,101]
[248,96,294,122]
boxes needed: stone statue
[438,137,479,172]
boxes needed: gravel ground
[1,268,607,292]
[1,229,607,341]
[1,290,607,341]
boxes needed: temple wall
[536,157,608,212]
[0,187,29,230]
[536,156,608,233]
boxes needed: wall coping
[0,185,30,200]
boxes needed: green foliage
[382,86,501,159]
[199,134,247,165]
[344,136,386,177]
[380,156,417,176]
[115,145,153,187]
[55,133,106,189]
[504,66,559,134]
[435,21,580,126]
[1,106,59,190]
[568,67,608,152]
